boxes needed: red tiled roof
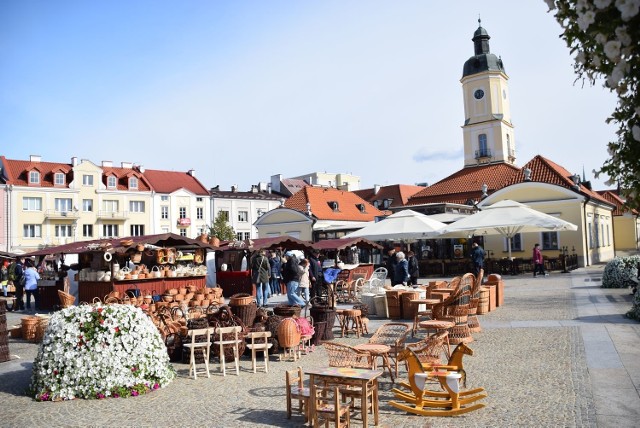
[408,163,520,205]
[284,187,385,221]
[354,184,425,207]
[508,155,612,206]
[597,190,638,216]
[281,178,309,196]
[143,169,209,195]
[1,157,75,188]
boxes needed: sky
[1,1,619,192]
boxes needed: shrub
[602,256,639,288]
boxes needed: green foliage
[209,211,236,241]
[546,0,640,209]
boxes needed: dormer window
[129,177,138,189]
[328,201,339,211]
[383,198,392,209]
[373,200,380,208]
[54,172,65,186]
[29,170,40,185]
[107,176,116,188]
[356,203,366,213]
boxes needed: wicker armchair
[323,341,373,369]
[368,322,411,377]
[405,330,450,367]
[432,273,474,345]
[467,269,484,333]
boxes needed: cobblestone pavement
[1,265,639,427]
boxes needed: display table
[78,276,207,303]
[37,279,64,311]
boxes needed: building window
[478,134,488,157]
[129,201,145,213]
[161,206,169,219]
[236,232,243,241]
[179,228,187,237]
[82,174,93,186]
[505,234,522,252]
[130,225,145,236]
[82,199,93,212]
[107,176,117,188]
[244,232,251,240]
[238,211,248,222]
[55,224,72,237]
[129,177,138,189]
[103,200,119,213]
[179,207,187,219]
[607,224,610,246]
[588,222,594,249]
[196,197,203,202]
[541,232,559,250]
[196,207,204,220]
[219,210,229,221]
[161,195,169,201]
[29,171,40,184]
[22,197,42,211]
[102,224,119,238]
[55,198,72,213]
[23,224,42,238]
[161,227,169,234]
[55,173,65,185]
[83,224,93,238]
[594,220,600,248]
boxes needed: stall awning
[312,237,382,251]
[218,235,314,252]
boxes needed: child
[298,258,310,304]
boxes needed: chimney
[251,185,258,193]
[138,165,145,173]
[71,157,78,166]
[231,184,238,192]
[121,162,133,169]
[187,169,195,177]
[102,160,113,168]
[30,155,41,163]
[373,184,381,195]
[270,174,282,193]
[267,183,272,194]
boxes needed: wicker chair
[432,273,475,345]
[368,322,411,377]
[406,330,450,367]
[467,269,484,333]
[323,341,373,369]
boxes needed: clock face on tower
[474,89,484,100]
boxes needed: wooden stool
[341,309,363,338]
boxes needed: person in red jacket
[533,243,547,277]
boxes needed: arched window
[478,134,488,157]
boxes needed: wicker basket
[21,316,39,341]
[57,290,76,308]
[229,293,254,306]
[274,304,302,318]
[34,317,50,342]
[230,302,257,327]
[277,318,301,348]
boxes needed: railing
[44,210,79,219]
[474,149,492,159]
[97,211,128,219]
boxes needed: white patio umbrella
[437,199,578,258]
[344,209,446,241]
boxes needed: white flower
[577,9,597,30]
[595,33,608,45]
[595,0,613,8]
[604,40,622,61]
[615,26,632,46]
[632,125,640,142]
[593,54,602,67]
[575,50,587,64]
[616,0,640,20]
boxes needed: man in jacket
[282,252,306,306]
[308,249,323,300]
[470,242,485,278]
[251,249,271,307]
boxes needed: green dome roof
[462,20,506,78]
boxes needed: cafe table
[306,366,383,426]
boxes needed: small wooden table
[418,319,455,356]
[354,343,394,382]
[410,298,440,337]
[306,367,383,426]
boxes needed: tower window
[475,134,492,159]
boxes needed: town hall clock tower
[461,20,516,168]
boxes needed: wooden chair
[310,384,351,428]
[183,327,214,379]
[323,341,372,369]
[467,269,484,333]
[286,366,310,421]
[368,322,411,377]
[431,273,475,345]
[245,331,272,373]
[213,325,242,376]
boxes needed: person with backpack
[8,257,25,311]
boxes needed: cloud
[413,148,463,163]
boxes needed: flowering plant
[545,0,640,209]
[29,304,175,401]
[602,255,639,288]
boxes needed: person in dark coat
[407,251,419,285]
[308,249,323,299]
[393,251,410,285]
[470,242,485,278]
[386,249,397,283]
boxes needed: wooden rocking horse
[389,347,487,416]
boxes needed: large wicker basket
[229,293,254,306]
[34,317,50,342]
[277,318,301,349]
[273,304,302,318]
[21,316,39,341]
[58,290,76,308]
[230,302,257,327]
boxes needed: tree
[208,211,236,241]
[546,0,640,208]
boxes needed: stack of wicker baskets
[21,316,39,342]
[0,300,9,363]
[57,290,76,308]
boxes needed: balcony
[97,210,128,220]
[474,149,493,160]
[44,210,79,219]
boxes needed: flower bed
[30,304,175,401]
[602,256,640,288]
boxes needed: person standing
[532,243,547,277]
[298,258,311,303]
[407,251,419,285]
[470,242,485,278]
[394,251,410,286]
[1,262,8,296]
[8,257,25,311]
[282,252,306,306]
[308,249,323,299]
[268,250,282,296]
[24,259,41,310]
[251,249,271,307]
[386,249,397,285]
